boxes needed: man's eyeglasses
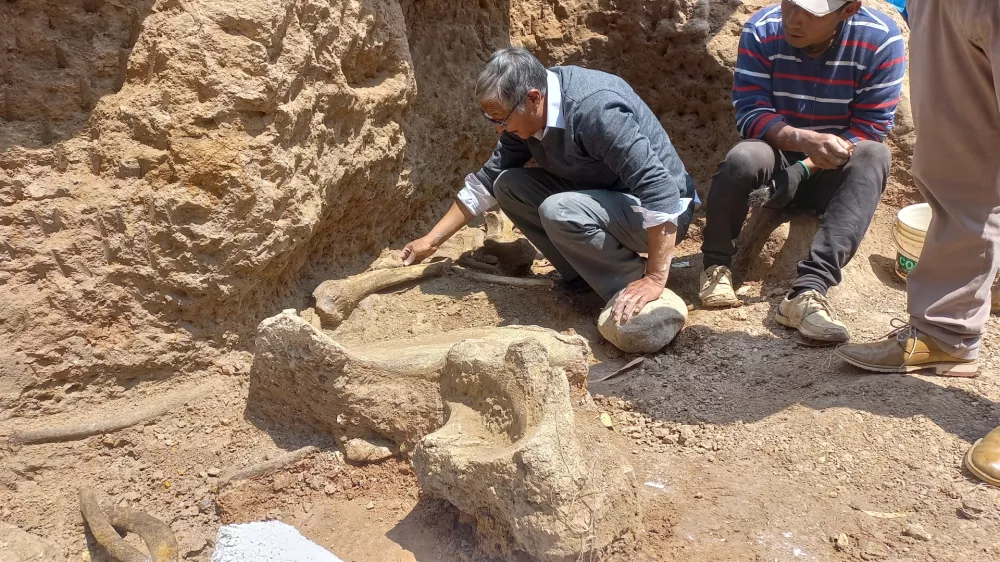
[484,94,525,129]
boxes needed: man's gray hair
[474,47,548,111]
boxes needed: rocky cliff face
[0,0,510,414]
[0,0,912,413]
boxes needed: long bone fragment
[313,259,452,328]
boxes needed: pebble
[366,501,375,510]
[324,484,338,495]
[679,427,696,445]
[903,523,932,542]
[960,498,987,519]
[199,496,215,514]
[207,467,221,477]
[835,533,850,551]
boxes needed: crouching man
[402,47,698,323]
[698,0,905,342]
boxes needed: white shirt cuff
[456,173,498,216]
[627,193,698,229]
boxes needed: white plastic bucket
[893,203,932,280]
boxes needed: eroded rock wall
[0,0,508,413]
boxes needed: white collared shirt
[457,70,695,228]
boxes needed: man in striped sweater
[698,0,906,343]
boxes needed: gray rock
[598,289,688,354]
[903,523,932,542]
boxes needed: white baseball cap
[788,0,857,16]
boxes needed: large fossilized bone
[312,259,452,328]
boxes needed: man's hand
[801,132,853,169]
[401,236,438,265]
[401,201,475,265]
[611,271,666,325]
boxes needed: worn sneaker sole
[964,439,1000,487]
[833,348,980,378]
[775,311,849,343]
[699,292,739,308]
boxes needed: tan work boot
[965,426,1000,486]
[699,265,739,308]
[776,290,850,342]
[834,322,979,377]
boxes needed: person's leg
[905,0,1000,361]
[537,189,695,302]
[701,140,782,267]
[493,168,580,282]
[835,0,997,375]
[790,141,891,295]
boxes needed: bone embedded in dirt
[312,259,453,328]
[598,289,688,354]
[412,338,641,562]
[0,522,66,562]
[248,311,591,456]
[479,210,540,275]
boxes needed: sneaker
[699,265,739,308]
[776,290,850,342]
[834,320,979,377]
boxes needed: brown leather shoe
[834,321,979,377]
[965,426,1000,486]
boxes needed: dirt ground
[4,193,1000,561]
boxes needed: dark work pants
[701,139,890,294]
[493,168,695,302]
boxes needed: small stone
[342,438,394,463]
[835,533,850,551]
[678,426,696,445]
[693,492,704,499]
[324,484,337,495]
[903,523,932,542]
[960,498,987,519]
[199,496,215,514]
[124,492,141,502]
[207,467,221,477]
[366,501,375,510]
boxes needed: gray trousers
[493,168,693,302]
[906,0,1000,359]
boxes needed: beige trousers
[907,0,1000,359]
